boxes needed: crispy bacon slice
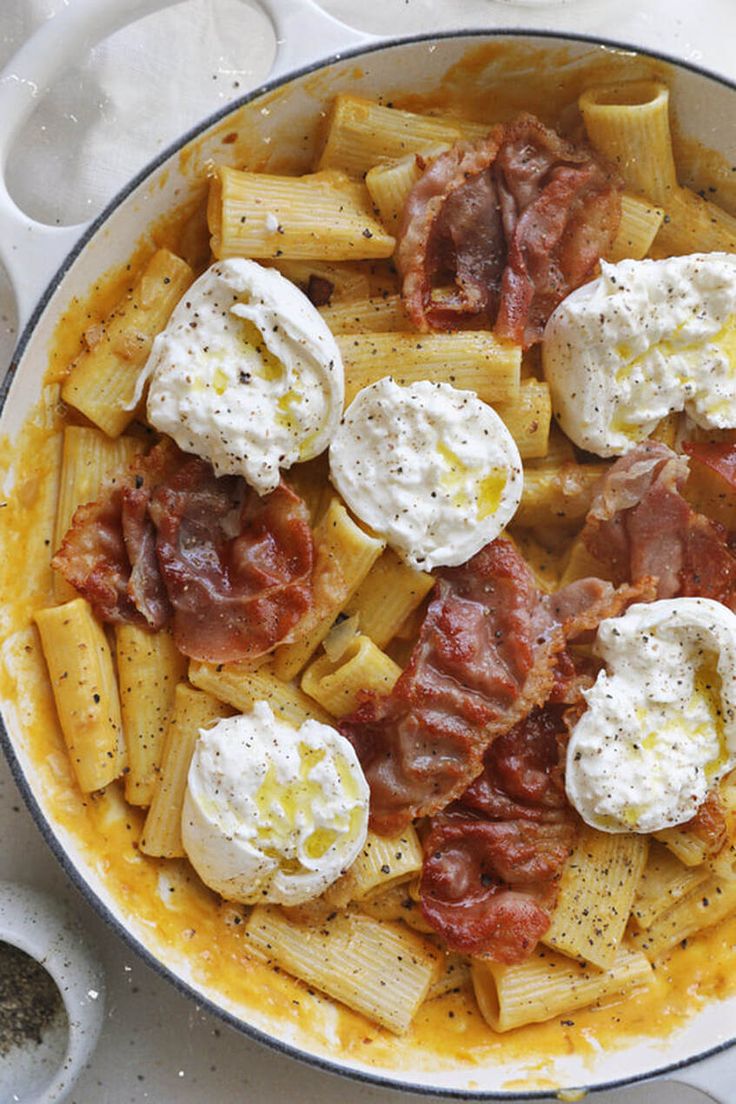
[149,457,313,662]
[397,114,621,347]
[341,539,645,837]
[582,441,736,606]
[420,704,577,962]
[341,540,563,836]
[53,443,314,663]
[53,487,145,625]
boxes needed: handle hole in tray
[2,0,275,229]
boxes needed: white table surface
[1,1,735,1101]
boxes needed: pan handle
[0,0,375,339]
[667,1046,735,1103]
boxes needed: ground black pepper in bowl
[0,941,63,1056]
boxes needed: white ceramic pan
[1,1,735,1098]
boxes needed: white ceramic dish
[0,881,105,1104]
[1,1,735,1099]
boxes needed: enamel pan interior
[2,30,736,1100]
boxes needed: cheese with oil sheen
[145,259,344,494]
[543,253,736,456]
[566,597,736,834]
[181,702,369,906]
[328,378,523,571]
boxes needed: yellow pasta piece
[339,332,521,406]
[630,876,736,960]
[263,258,371,301]
[580,81,677,203]
[115,625,187,806]
[558,535,611,588]
[543,827,649,968]
[34,598,125,793]
[650,411,681,450]
[606,192,665,262]
[580,82,736,255]
[632,842,710,929]
[359,879,430,931]
[284,455,333,526]
[53,427,145,602]
[318,94,488,177]
[654,824,711,867]
[319,293,410,334]
[208,167,395,261]
[492,378,552,460]
[513,463,606,530]
[273,499,385,681]
[472,945,653,1032]
[61,249,193,437]
[188,660,332,727]
[347,826,423,900]
[426,954,472,1001]
[301,634,401,718]
[365,144,449,231]
[507,532,562,594]
[524,424,576,470]
[245,906,441,1034]
[710,843,736,881]
[345,549,435,650]
[140,683,230,858]
[653,185,736,255]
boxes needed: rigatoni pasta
[630,877,736,960]
[208,166,395,261]
[492,378,552,460]
[543,827,648,968]
[365,144,449,231]
[472,945,653,1032]
[318,94,487,177]
[272,498,385,681]
[344,549,435,650]
[301,633,401,718]
[607,192,665,262]
[115,625,187,806]
[338,331,521,406]
[34,598,126,793]
[245,905,441,1034]
[631,842,710,929]
[140,684,231,858]
[61,248,193,437]
[188,660,333,727]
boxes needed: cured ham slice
[54,487,147,626]
[341,540,563,836]
[582,441,736,606]
[341,539,645,836]
[397,114,621,347]
[420,704,576,963]
[53,443,314,663]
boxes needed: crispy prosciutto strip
[420,704,576,963]
[341,539,646,837]
[582,441,736,606]
[397,114,621,347]
[52,443,314,663]
[341,540,562,836]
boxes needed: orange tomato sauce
[2,39,736,1092]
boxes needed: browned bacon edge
[582,440,736,608]
[396,113,622,348]
[420,703,577,963]
[52,441,315,664]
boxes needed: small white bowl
[0,882,105,1104]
